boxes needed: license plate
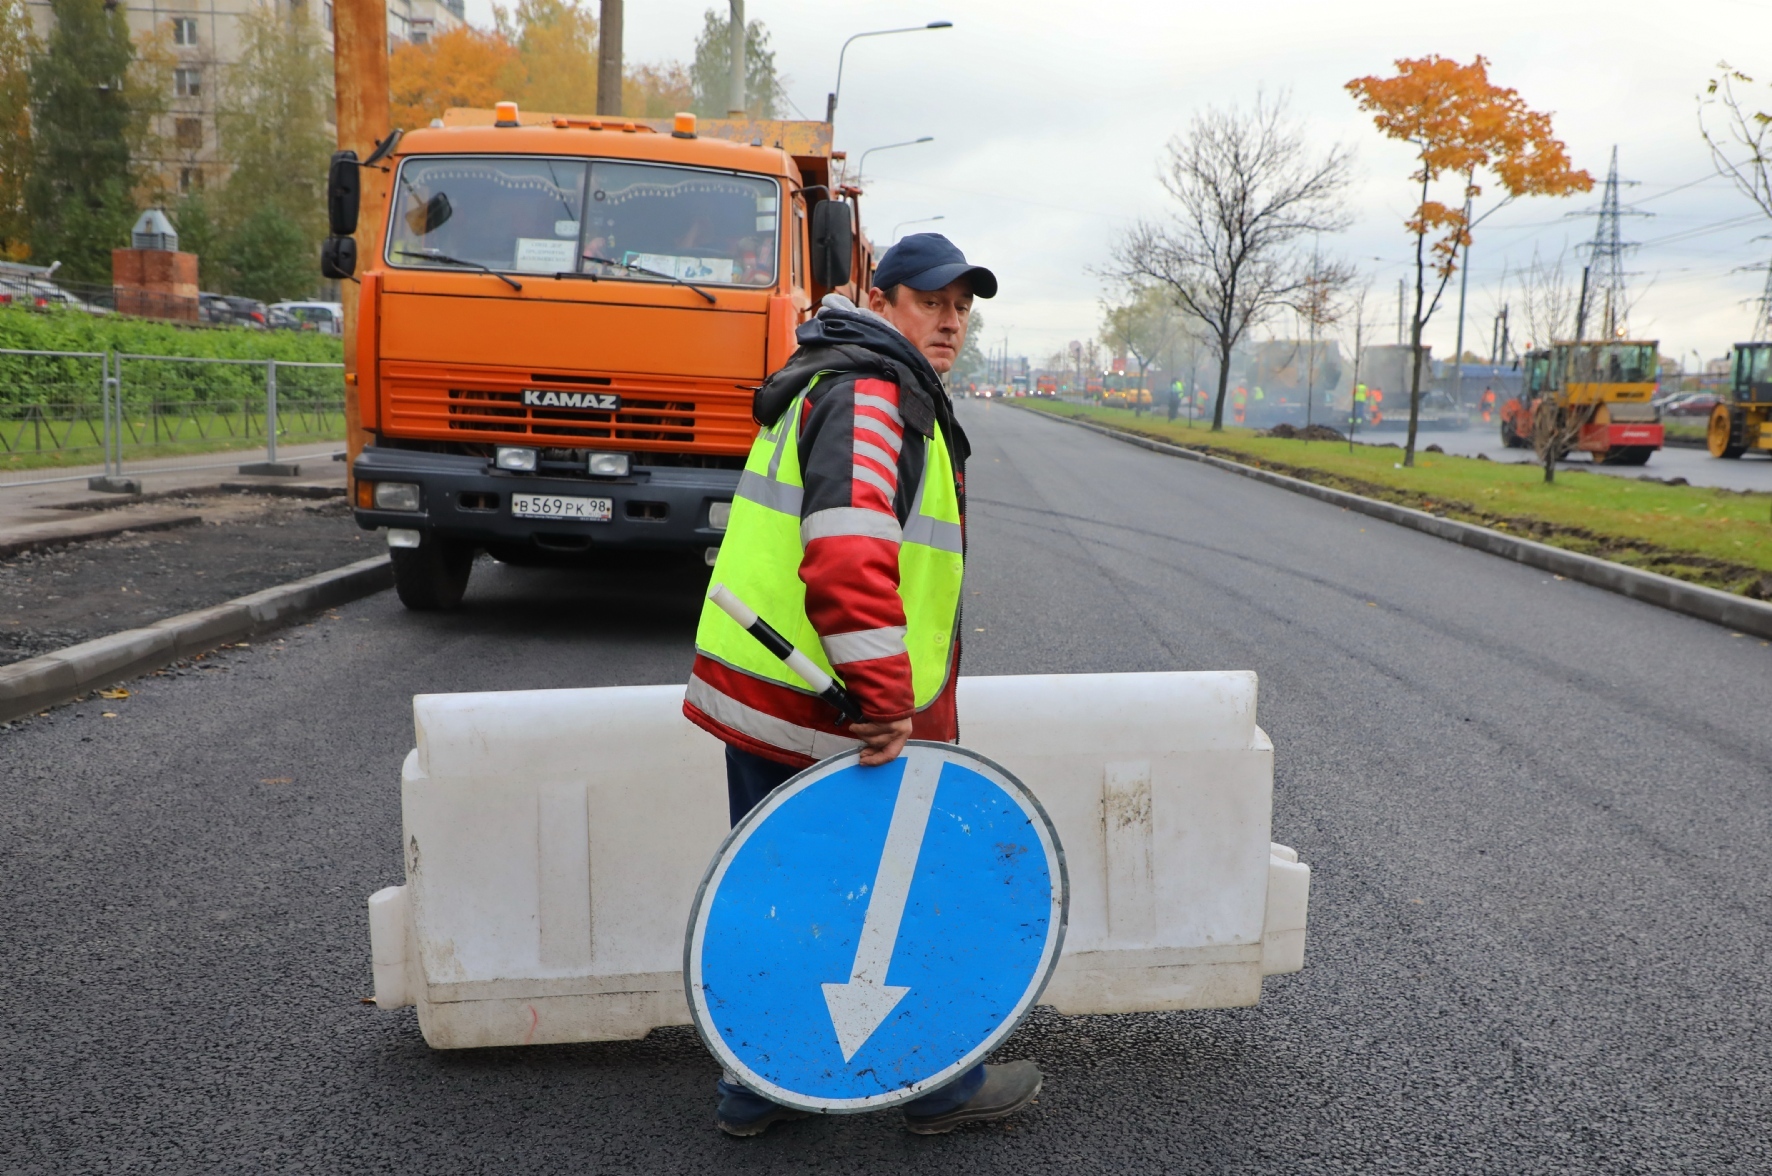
[511,493,612,521]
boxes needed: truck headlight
[709,501,732,530]
[373,481,421,511]
[495,446,538,472]
[587,452,630,477]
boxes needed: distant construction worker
[1233,385,1248,425]
[1352,383,1367,430]
[684,233,1043,1138]
[1481,386,1496,423]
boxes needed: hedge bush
[0,306,344,405]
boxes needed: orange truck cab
[333,105,871,608]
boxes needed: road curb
[0,513,203,559]
[1017,406,1772,641]
[0,554,393,723]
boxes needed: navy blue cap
[871,233,997,299]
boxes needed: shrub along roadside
[0,306,343,406]
[1016,399,1772,599]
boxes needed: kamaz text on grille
[523,389,622,411]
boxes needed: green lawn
[1015,400,1772,597]
[0,406,345,473]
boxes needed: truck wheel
[1611,446,1653,466]
[1708,404,1746,459]
[391,538,475,611]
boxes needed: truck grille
[381,362,755,455]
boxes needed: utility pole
[1452,202,1472,407]
[333,0,391,477]
[597,0,623,116]
[727,0,746,117]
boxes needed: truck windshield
[386,156,780,287]
[1565,343,1657,384]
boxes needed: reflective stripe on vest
[695,385,964,711]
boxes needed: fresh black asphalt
[3,399,1768,1173]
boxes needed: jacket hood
[752,296,949,432]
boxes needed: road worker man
[683,233,1044,1139]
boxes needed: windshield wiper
[394,249,522,291]
[583,255,716,304]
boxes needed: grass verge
[1015,399,1772,599]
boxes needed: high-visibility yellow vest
[694,383,964,709]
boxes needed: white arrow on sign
[821,749,943,1063]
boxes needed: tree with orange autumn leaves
[390,3,698,131]
[1347,55,1592,467]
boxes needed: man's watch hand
[849,717,913,766]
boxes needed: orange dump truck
[329,105,871,608]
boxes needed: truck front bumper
[352,446,738,558]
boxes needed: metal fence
[0,347,346,489]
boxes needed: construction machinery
[1708,343,1772,458]
[1498,341,1662,465]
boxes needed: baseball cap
[871,233,997,299]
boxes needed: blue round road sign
[685,741,1068,1113]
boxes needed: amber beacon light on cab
[322,103,873,609]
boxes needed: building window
[179,168,203,193]
[324,2,333,31]
[175,117,202,149]
[174,68,201,98]
[172,16,198,45]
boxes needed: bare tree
[1113,94,1353,431]
[1513,244,1577,350]
[1701,63,1772,221]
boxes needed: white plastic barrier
[369,671,1310,1049]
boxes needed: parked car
[0,275,108,313]
[1663,394,1720,418]
[269,300,344,335]
[199,293,269,328]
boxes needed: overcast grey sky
[461,0,1771,368]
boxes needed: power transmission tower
[1571,147,1649,339]
[1753,259,1772,342]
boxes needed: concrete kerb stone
[1016,406,1772,642]
[0,554,392,723]
[0,513,203,559]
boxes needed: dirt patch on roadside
[0,494,375,665]
[1089,419,1772,600]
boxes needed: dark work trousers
[718,744,987,1118]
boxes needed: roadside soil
[0,493,375,665]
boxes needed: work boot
[714,1077,810,1138]
[902,1061,1043,1135]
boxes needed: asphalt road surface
[4,400,1768,1174]
[1354,422,1772,493]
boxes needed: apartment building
[26,0,464,194]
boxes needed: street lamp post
[857,136,933,184]
[890,215,944,242]
[826,21,953,129]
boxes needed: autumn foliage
[1347,55,1592,279]
[1346,55,1592,465]
[389,27,522,129]
[390,11,699,129]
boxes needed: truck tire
[1708,404,1746,459]
[391,538,475,611]
[1610,446,1653,466]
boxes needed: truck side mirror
[328,150,361,236]
[321,235,357,279]
[810,200,853,288]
